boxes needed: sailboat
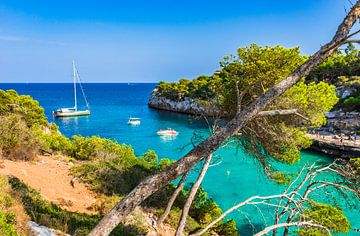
[53,61,90,118]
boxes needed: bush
[71,154,152,195]
[0,114,41,160]
[87,195,123,215]
[0,89,48,127]
[37,124,74,155]
[70,136,135,161]
[344,95,360,105]
[0,177,22,236]
[298,201,350,235]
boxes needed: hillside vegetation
[0,89,237,235]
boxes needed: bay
[1,83,358,235]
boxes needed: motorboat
[157,128,178,136]
[128,117,141,125]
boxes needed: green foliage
[156,44,338,167]
[344,95,360,107]
[71,148,167,195]
[70,135,135,161]
[350,158,360,174]
[0,212,20,236]
[88,195,123,215]
[0,177,22,236]
[162,208,201,234]
[308,43,360,83]
[8,177,146,236]
[139,149,158,167]
[0,114,41,160]
[37,124,74,155]
[220,45,337,165]
[147,184,237,235]
[156,75,222,101]
[270,172,292,185]
[0,89,48,127]
[298,201,350,235]
[214,219,238,236]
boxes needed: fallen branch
[254,221,330,236]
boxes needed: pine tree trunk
[89,3,360,235]
[157,171,189,226]
[175,155,212,236]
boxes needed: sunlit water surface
[2,83,358,235]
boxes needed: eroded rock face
[310,139,360,158]
[28,221,70,236]
[325,110,360,135]
[148,89,221,117]
[336,82,360,99]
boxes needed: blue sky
[0,0,354,83]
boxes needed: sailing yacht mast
[73,60,77,111]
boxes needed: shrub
[37,124,74,155]
[0,114,41,160]
[0,177,22,236]
[87,195,123,215]
[70,136,135,161]
[0,89,48,127]
[298,201,350,235]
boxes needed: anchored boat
[128,117,141,125]
[53,61,90,118]
[157,128,178,136]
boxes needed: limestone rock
[28,221,69,236]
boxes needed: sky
[0,0,355,83]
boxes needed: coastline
[308,134,360,158]
[149,90,360,158]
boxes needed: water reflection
[53,116,90,127]
[159,135,178,142]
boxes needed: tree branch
[257,109,309,121]
[254,221,330,236]
[175,155,212,236]
[157,171,190,226]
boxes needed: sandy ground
[0,155,97,214]
[0,155,177,235]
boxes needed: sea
[1,83,359,235]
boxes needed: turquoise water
[1,83,359,235]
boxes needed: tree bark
[157,171,190,226]
[89,3,360,235]
[175,155,212,236]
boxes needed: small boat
[128,117,141,125]
[53,61,90,118]
[157,128,178,136]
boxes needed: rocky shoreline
[148,88,220,117]
[149,90,360,158]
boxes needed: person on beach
[340,133,343,143]
[354,133,357,144]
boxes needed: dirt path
[0,155,97,214]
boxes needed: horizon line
[1,82,161,84]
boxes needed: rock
[309,139,360,158]
[28,221,69,236]
[148,89,222,117]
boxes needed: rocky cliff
[148,88,221,117]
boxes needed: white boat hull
[157,130,178,136]
[128,121,141,125]
[54,109,90,117]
